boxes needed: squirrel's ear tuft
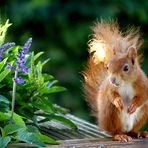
[127,46,137,59]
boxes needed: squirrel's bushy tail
[82,19,143,115]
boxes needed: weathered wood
[54,138,148,148]
[8,114,148,147]
[40,114,111,140]
[9,138,148,148]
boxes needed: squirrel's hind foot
[127,131,148,138]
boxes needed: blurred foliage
[1,0,148,124]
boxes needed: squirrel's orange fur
[83,20,148,142]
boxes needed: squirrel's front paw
[114,97,124,111]
[127,103,137,114]
[114,134,132,142]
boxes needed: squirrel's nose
[110,77,119,87]
[110,77,116,84]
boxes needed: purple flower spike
[15,37,32,75]
[22,38,32,52]
[14,76,24,84]
[17,38,32,60]
[5,63,16,71]
[0,42,15,53]
[0,42,15,61]
[6,38,32,86]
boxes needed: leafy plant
[0,21,77,147]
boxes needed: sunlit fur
[88,19,143,64]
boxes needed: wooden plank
[9,138,148,148]
[40,114,111,140]
[49,138,148,148]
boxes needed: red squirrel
[83,20,148,142]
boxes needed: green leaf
[0,58,8,71]
[0,112,10,121]
[34,52,44,61]
[37,61,42,74]
[28,52,35,81]
[0,136,11,148]
[36,61,44,85]
[26,125,40,133]
[37,81,48,93]
[43,74,54,81]
[43,86,66,94]
[0,95,10,104]
[15,130,45,147]
[0,69,11,83]
[0,127,5,137]
[35,133,59,144]
[50,114,77,129]
[42,58,50,67]
[6,45,19,54]
[0,104,9,112]
[3,124,26,136]
[33,98,54,113]
[0,95,10,112]
[0,111,25,125]
[53,104,68,114]
[47,80,58,88]
[38,113,77,129]
[11,112,26,125]
[0,20,12,45]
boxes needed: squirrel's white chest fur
[118,83,140,132]
[118,83,134,107]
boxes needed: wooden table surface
[55,138,148,148]
[9,138,148,148]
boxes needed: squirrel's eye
[123,64,129,72]
[106,64,109,70]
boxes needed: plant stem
[10,67,18,121]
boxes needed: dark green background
[1,0,148,123]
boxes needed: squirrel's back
[83,20,143,116]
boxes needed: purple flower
[0,55,2,61]
[5,64,16,71]
[16,59,25,68]
[22,67,29,74]
[0,42,15,61]
[0,42,15,53]
[17,52,25,60]
[13,76,24,84]
[17,38,32,60]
